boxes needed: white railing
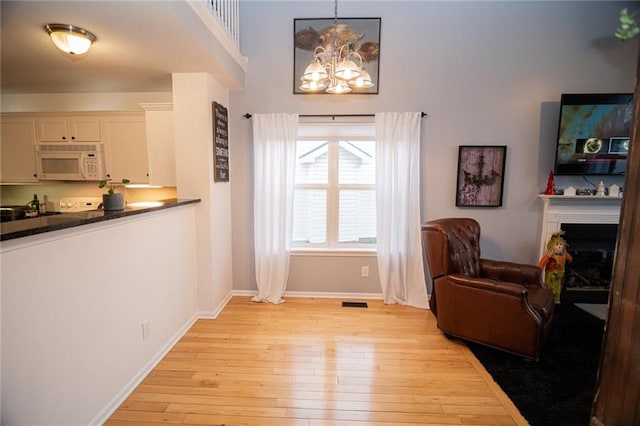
[204,0,240,49]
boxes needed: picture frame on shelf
[455,145,507,207]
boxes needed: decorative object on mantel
[544,171,555,195]
[539,230,573,304]
[99,178,130,211]
[609,184,621,197]
[294,0,380,94]
[596,180,606,196]
[564,186,577,196]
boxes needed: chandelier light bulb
[326,79,352,94]
[349,69,374,89]
[302,60,328,82]
[300,79,328,92]
[334,59,361,81]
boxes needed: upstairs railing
[205,0,240,49]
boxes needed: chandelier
[299,0,374,94]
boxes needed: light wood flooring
[106,297,528,425]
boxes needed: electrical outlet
[141,319,151,340]
[361,266,369,278]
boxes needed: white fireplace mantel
[538,194,622,257]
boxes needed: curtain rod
[243,112,427,120]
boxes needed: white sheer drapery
[252,113,299,304]
[375,112,429,309]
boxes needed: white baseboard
[284,291,383,300]
[231,289,257,297]
[91,289,385,424]
[197,291,235,319]
[89,312,199,426]
[231,289,383,300]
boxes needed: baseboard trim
[198,291,235,319]
[285,291,384,300]
[231,289,384,300]
[89,311,199,426]
[91,289,384,424]
[231,289,257,297]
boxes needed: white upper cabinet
[1,110,176,187]
[102,113,149,184]
[37,116,102,142]
[140,103,176,187]
[1,115,39,183]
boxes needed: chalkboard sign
[213,102,229,182]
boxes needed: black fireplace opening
[560,223,618,304]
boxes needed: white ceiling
[1,1,245,95]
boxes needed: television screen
[554,93,633,175]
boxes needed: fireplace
[561,223,617,303]
[538,195,622,304]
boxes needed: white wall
[172,73,234,315]
[230,1,638,294]
[0,92,172,112]
[1,206,198,425]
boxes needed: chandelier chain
[333,0,338,55]
[298,0,374,94]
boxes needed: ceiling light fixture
[299,0,373,94]
[44,23,97,55]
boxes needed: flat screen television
[553,93,634,175]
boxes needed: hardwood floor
[106,297,527,425]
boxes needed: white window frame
[293,122,376,254]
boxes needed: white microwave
[35,144,106,181]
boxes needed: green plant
[99,178,130,195]
[615,8,639,41]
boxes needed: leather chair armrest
[480,258,543,287]
[447,274,527,298]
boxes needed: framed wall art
[213,101,229,182]
[455,145,507,207]
[293,17,381,94]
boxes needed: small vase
[102,193,125,211]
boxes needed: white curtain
[375,112,429,309]
[252,113,299,304]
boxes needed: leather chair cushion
[447,220,481,277]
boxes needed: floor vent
[342,301,368,308]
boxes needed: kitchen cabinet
[1,115,39,183]
[102,113,149,184]
[140,103,176,187]
[36,115,102,142]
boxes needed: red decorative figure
[544,171,555,195]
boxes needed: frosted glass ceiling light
[298,0,373,94]
[45,24,96,55]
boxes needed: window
[292,123,376,250]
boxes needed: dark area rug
[466,303,605,426]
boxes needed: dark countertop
[1,198,200,242]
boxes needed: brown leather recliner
[421,218,555,361]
